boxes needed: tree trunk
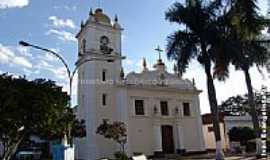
[243,68,261,156]
[2,135,24,160]
[202,45,224,160]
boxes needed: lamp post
[19,40,116,145]
[19,41,115,104]
[19,40,120,145]
[19,41,78,101]
[19,41,80,146]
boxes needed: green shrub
[114,151,128,160]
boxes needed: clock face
[100,36,109,45]
[100,35,113,54]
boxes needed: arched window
[102,69,106,81]
[102,94,107,106]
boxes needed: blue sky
[0,0,269,113]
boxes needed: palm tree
[165,1,226,159]
[222,0,270,155]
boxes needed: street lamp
[19,40,82,145]
[19,41,114,104]
[19,41,75,98]
[19,40,113,146]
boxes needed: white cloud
[0,44,15,63]
[0,49,12,63]
[46,29,76,42]
[44,52,58,62]
[35,50,60,64]
[16,46,32,57]
[0,0,29,9]
[0,43,32,68]
[50,66,67,80]
[135,59,144,70]
[37,63,67,80]
[124,59,134,66]
[48,16,76,29]
[13,56,32,68]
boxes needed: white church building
[75,8,206,160]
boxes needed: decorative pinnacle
[192,78,196,86]
[120,67,125,79]
[80,20,84,28]
[142,58,148,72]
[114,15,118,22]
[89,8,94,15]
[143,58,147,68]
[173,63,178,74]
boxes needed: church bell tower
[75,8,125,160]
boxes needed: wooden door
[161,125,174,153]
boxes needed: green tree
[0,74,85,160]
[219,92,270,130]
[96,119,127,160]
[219,95,248,116]
[165,1,227,159]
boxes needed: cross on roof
[155,45,163,60]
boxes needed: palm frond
[167,30,198,74]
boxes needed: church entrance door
[161,125,174,153]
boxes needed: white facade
[202,123,229,151]
[75,8,206,160]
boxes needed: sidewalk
[180,154,269,160]
[154,153,269,160]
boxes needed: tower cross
[155,45,163,60]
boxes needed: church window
[208,126,214,132]
[183,102,191,116]
[102,94,107,106]
[160,101,168,116]
[135,100,144,115]
[102,70,106,81]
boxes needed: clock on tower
[100,35,113,54]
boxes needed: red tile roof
[202,113,225,125]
